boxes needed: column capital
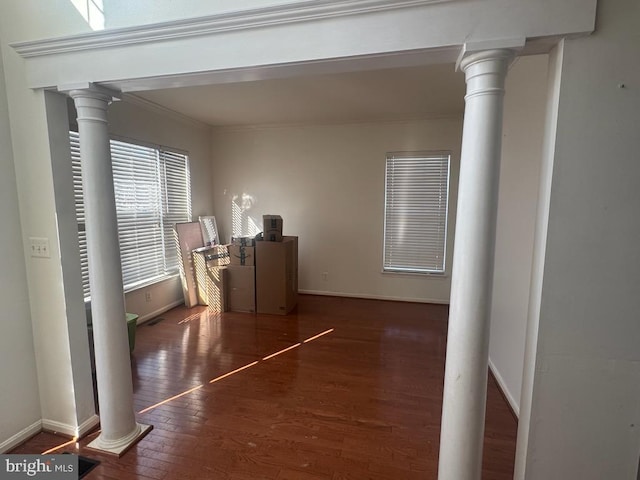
[455,38,524,73]
[59,82,120,104]
[458,49,514,74]
[64,83,120,123]
[456,42,522,101]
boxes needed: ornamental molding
[12,0,451,58]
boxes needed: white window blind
[383,152,450,274]
[70,132,90,297]
[70,132,191,299]
[159,149,192,272]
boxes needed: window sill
[84,273,181,304]
[381,270,450,279]
[123,273,181,294]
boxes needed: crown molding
[12,0,451,58]
[121,93,211,131]
[211,112,463,132]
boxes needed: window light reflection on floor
[39,329,336,454]
[209,361,259,384]
[136,328,335,415]
[41,436,78,455]
[262,343,301,360]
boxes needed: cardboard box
[205,265,227,312]
[263,214,283,242]
[256,236,298,315]
[231,236,256,247]
[192,250,227,311]
[193,245,230,266]
[228,245,255,266]
[226,266,256,313]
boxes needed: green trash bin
[87,311,138,363]
[126,313,138,353]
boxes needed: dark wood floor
[12,295,517,479]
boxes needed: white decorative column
[438,48,515,480]
[69,84,151,455]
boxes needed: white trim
[0,420,42,453]
[77,414,100,438]
[41,419,78,438]
[109,46,460,93]
[11,0,450,58]
[58,81,121,99]
[211,112,463,132]
[136,299,184,324]
[488,358,520,418]
[299,289,449,305]
[87,423,152,456]
[455,37,525,71]
[42,416,100,438]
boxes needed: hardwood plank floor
[11,295,517,479]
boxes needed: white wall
[488,54,548,415]
[45,91,97,436]
[211,118,462,303]
[520,0,640,478]
[515,42,565,480]
[103,99,212,322]
[0,0,99,440]
[0,39,41,453]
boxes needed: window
[383,151,450,274]
[70,131,192,299]
[69,0,105,31]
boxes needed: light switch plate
[29,237,50,258]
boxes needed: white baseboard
[41,419,77,438]
[77,414,100,438]
[488,358,520,418]
[42,413,100,439]
[137,299,184,324]
[0,420,42,453]
[299,289,449,305]
[0,414,100,453]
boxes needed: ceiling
[134,63,466,127]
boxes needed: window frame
[382,150,451,276]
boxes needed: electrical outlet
[29,237,50,258]
[145,291,152,302]
[322,272,329,281]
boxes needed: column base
[86,423,152,457]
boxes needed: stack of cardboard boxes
[192,214,298,315]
